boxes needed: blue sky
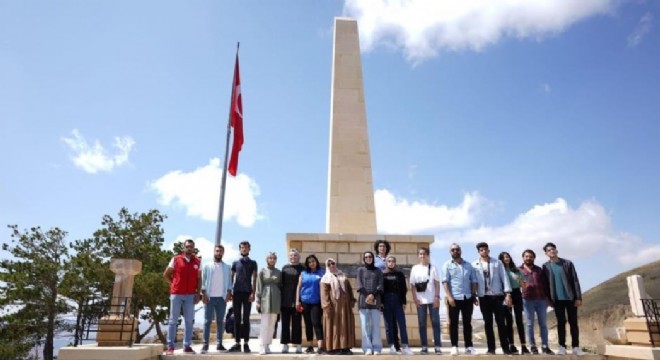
[2,0,660,299]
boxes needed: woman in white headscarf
[320,258,356,355]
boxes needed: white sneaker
[572,347,583,356]
[450,346,459,356]
[374,351,381,355]
[401,346,414,356]
[281,344,289,353]
[390,345,397,354]
[296,345,303,354]
[265,345,271,354]
[465,347,477,355]
[259,346,267,355]
[365,349,373,355]
[557,346,567,355]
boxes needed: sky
[2,0,660,312]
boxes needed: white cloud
[343,0,616,63]
[62,129,135,173]
[166,234,240,266]
[434,198,660,265]
[627,12,654,47]
[150,158,262,227]
[375,190,488,234]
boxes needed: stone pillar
[627,275,649,317]
[326,17,377,234]
[97,259,142,346]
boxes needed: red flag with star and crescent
[228,53,243,176]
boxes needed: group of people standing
[162,239,583,356]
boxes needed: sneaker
[557,346,567,355]
[420,347,428,354]
[265,345,271,354]
[435,347,443,354]
[228,343,242,352]
[465,347,477,355]
[306,346,315,354]
[502,348,513,355]
[201,344,209,354]
[217,344,227,351]
[486,350,497,355]
[282,344,289,353]
[510,345,519,354]
[572,347,583,356]
[374,351,381,355]
[450,346,459,355]
[402,346,414,355]
[390,345,397,355]
[244,344,251,353]
[521,345,530,355]
[317,348,327,355]
[183,346,196,354]
[296,345,303,354]
[164,347,174,355]
[541,346,554,355]
[259,346,267,355]
[365,349,373,355]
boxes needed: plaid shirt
[519,264,549,301]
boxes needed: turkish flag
[228,54,243,176]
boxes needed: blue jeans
[382,293,409,346]
[417,304,441,348]
[359,309,382,352]
[523,299,548,347]
[203,297,227,345]
[168,294,195,348]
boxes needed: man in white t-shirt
[410,246,443,354]
[200,245,233,354]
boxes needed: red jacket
[169,254,201,295]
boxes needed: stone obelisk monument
[286,17,434,347]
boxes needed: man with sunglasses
[542,242,583,356]
[441,243,478,356]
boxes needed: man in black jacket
[542,242,583,356]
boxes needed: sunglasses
[328,261,336,266]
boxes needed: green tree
[73,208,173,344]
[0,225,73,360]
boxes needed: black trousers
[503,288,526,346]
[448,297,474,347]
[479,295,509,352]
[554,300,579,348]
[302,303,323,341]
[233,292,252,343]
[280,306,302,345]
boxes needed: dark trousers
[503,288,526,346]
[382,293,408,346]
[554,300,579,348]
[448,297,474,347]
[302,303,323,341]
[233,292,252,343]
[479,295,509,352]
[280,306,302,345]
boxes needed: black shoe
[305,346,315,354]
[521,345,530,355]
[530,346,539,355]
[217,344,226,351]
[542,346,555,355]
[228,343,242,352]
[317,348,326,355]
[243,344,251,353]
[420,347,429,354]
[510,345,519,353]
[201,344,209,354]
[341,349,353,355]
[503,349,513,355]
[486,350,497,355]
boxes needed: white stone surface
[627,275,650,317]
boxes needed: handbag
[414,264,432,292]
[296,303,304,313]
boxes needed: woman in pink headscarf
[320,258,356,355]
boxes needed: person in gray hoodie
[356,251,384,355]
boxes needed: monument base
[58,343,162,360]
[286,232,438,346]
[97,316,139,346]
[624,317,660,346]
[605,344,660,360]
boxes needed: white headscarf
[320,258,346,299]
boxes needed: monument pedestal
[96,315,140,346]
[287,232,439,346]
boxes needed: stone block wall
[286,232,441,347]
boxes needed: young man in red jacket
[163,239,201,355]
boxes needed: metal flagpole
[215,42,239,246]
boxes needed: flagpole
[215,42,240,246]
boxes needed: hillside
[546,259,660,347]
